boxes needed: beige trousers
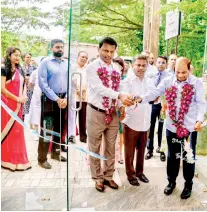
[87,105,119,183]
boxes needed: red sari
[1,69,31,171]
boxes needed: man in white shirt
[135,57,206,199]
[75,51,88,143]
[120,55,155,186]
[127,51,157,78]
[145,56,171,161]
[166,54,178,74]
[86,37,134,192]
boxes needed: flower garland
[165,84,194,138]
[97,66,121,124]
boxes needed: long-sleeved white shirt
[120,74,155,131]
[86,58,121,110]
[143,75,207,133]
[72,64,87,102]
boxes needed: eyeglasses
[157,61,166,65]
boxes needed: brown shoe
[104,179,119,189]
[38,161,52,169]
[51,152,67,162]
[95,182,105,192]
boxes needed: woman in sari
[1,47,31,171]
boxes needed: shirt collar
[174,75,191,85]
[129,72,147,83]
[99,58,113,67]
[77,64,86,70]
[156,70,166,75]
[50,55,65,62]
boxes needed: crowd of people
[1,37,207,201]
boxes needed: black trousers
[76,102,87,141]
[38,94,67,163]
[166,129,196,189]
[147,103,163,151]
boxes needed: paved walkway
[1,127,207,211]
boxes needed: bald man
[135,57,206,199]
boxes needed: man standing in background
[145,56,170,162]
[38,39,67,169]
[75,51,88,143]
[166,54,178,74]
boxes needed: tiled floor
[1,127,207,211]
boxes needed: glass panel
[1,0,72,210]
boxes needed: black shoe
[128,178,140,186]
[80,139,87,143]
[69,136,76,144]
[181,187,192,199]
[51,153,67,162]
[164,182,176,195]
[137,174,149,183]
[38,161,52,169]
[61,145,67,152]
[156,147,161,153]
[145,151,153,160]
[160,152,166,162]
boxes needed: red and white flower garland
[165,84,194,138]
[97,67,121,124]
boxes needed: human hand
[118,92,134,107]
[18,96,28,104]
[59,98,67,109]
[57,98,64,108]
[154,96,160,103]
[194,121,202,132]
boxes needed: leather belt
[88,103,105,113]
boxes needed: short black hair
[51,39,64,47]
[99,37,117,49]
[78,51,88,57]
[157,56,168,63]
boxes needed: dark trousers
[190,131,197,157]
[123,124,148,180]
[147,103,163,151]
[38,94,67,163]
[76,102,87,141]
[166,129,196,188]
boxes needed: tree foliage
[159,0,207,76]
[1,0,206,76]
[1,0,51,56]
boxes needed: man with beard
[38,39,69,169]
